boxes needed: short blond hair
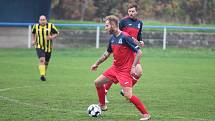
[105,15,119,27]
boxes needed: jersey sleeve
[137,21,143,41]
[32,24,36,34]
[125,36,140,52]
[51,24,59,34]
[119,19,125,30]
[107,38,112,53]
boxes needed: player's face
[128,7,137,19]
[105,20,114,34]
[39,16,47,26]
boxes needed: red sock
[96,86,105,106]
[104,81,113,92]
[130,95,148,114]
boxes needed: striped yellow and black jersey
[32,23,59,52]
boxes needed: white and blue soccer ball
[87,104,102,117]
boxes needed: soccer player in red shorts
[104,3,144,100]
[91,15,150,120]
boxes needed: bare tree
[81,0,88,21]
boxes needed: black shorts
[36,48,52,62]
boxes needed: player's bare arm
[131,49,142,75]
[132,37,144,47]
[32,34,36,46]
[47,33,58,40]
[91,51,111,71]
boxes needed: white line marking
[0,85,70,112]
[0,95,69,112]
[0,86,212,120]
[0,85,57,92]
[0,88,10,92]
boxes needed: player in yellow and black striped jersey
[32,15,59,81]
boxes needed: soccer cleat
[99,104,108,111]
[140,114,151,120]
[40,75,46,81]
[105,95,109,103]
[120,89,124,96]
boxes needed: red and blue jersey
[107,32,140,71]
[119,17,143,41]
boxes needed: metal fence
[1,22,215,49]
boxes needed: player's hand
[46,35,52,40]
[139,41,144,47]
[91,64,98,71]
[130,66,136,76]
[32,41,35,46]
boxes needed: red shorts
[103,66,133,87]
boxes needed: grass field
[0,48,215,121]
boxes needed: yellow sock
[39,65,46,76]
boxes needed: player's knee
[39,59,45,64]
[136,69,142,77]
[135,67,143,77]
[94,80,102,87]
[94,80,99,86]
[123,93,132,100]
[136,72,142,78]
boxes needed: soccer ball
[87,104,102,117]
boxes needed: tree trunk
[81,0,88,21]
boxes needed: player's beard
[109,27,115,35]
[129,15,136,19]
[129,13,137,19]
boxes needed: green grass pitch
[0,48,215,121]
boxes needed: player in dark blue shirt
[90,15,150,120]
